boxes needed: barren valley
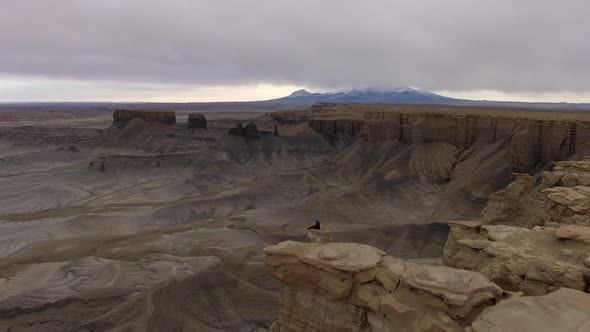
[0,104,589,331]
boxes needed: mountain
[276,87,455,104]
[2,87,589,113]
[266,87,590,111]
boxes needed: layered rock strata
[444,159,590,295]
[266,240,590,332]
[265,241,504,332]
[266,158,590,331]
[304,103,590,173]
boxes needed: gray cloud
[1,0,589,93]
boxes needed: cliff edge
[300,103,590,173]
[265,158,590,331]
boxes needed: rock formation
[265,157,590,331]
[112,109,176,127]
[543,158,590,188]
[266,240,590,331]
[443,221,590,295]
[265,241,504,331]
[443,159,590,295]
[187,113,208,129]
[470,288,590,332]
[228,122,261,139]
[480,159,590,227]
[271,112,309,125]
[305,103,590,173]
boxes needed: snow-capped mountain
[277,87,454,104]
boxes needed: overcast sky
[1,0,589,102]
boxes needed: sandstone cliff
[265,240,590,332]
[265,158,590,331]
[265,241,503,332]
[481,159,590,227]
[443,220,590,295]
[303,103,590,173]
[443,159,590,296]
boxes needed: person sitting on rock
[307,219,320,230]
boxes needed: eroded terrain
[0,104,589,331]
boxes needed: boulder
[112,109,176,128]
[555,224,590,243]
[378,257,503,319]
[187,113,207,129]
[543,186,590,216]
[470,288,590,332]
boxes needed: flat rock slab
[555,224,590,243]
[543,186,590,213]
[382,257,502,307]
[302,243,385,272]
[471,288,590,332]
[265,241,385,272]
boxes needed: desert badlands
[0,103,589,331]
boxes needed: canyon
[0,104,589,331]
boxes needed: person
[307,219,320,230]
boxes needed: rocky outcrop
[543,186,590,222]
[470,288,590,332]
[265,241,504,332]
[266,157,590,331]
[267,240,590,332]
[542,158,590,188]
[555,224,590,243]
[479,159,590,227]
[443,221,590,295]
[228,122,261,139]
[187,113,207,129]
[480,174,546,227]
[112,109,176,127]
[304,103,590,173]
[444,159,590,295]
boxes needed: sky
[1,0,589,102]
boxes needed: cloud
[1,0,589,93]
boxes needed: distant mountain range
[274,87,454,104]
[257,87,590,111]
[2,87,589,112]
